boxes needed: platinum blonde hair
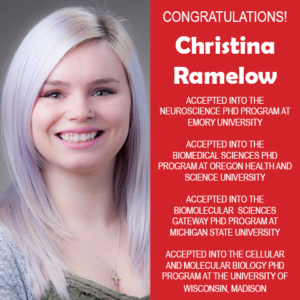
[1,7,149,299]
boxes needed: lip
[57,126,101,134]
[55,131,105,149]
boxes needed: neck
[43,161,119,231]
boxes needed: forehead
[47,40,126,83]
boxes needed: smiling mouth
[57,131,104,143]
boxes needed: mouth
[56,131,104,143]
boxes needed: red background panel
[151,0,299,299]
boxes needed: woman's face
[31,41,131,173]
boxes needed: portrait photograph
[0,1,150,299]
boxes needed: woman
[0,7,149,300]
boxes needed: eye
[42,91,63,99]
[93,89,116,97]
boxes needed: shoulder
[0,225,24,268]
[0,224,33,300]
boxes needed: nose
[66,94,94,121]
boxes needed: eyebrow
[44,78,120,86]
[44,80,69,86]
[91,78,120,84]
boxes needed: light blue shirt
[0,225,33,300]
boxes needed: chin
[60,153,115,174]
[65,164,97,173]
[59,157,102,173]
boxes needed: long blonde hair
[1,7,149,299]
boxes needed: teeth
[59,131,99,143]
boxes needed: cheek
[100,97,131,127]
[31,100,58,144]
[98,97,131,152]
